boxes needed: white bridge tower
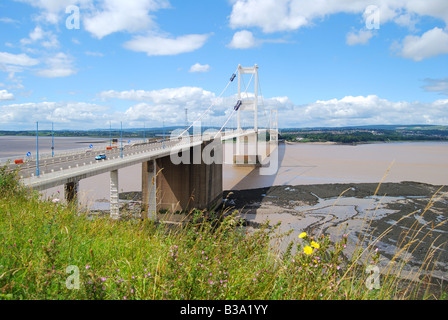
[234,64,260,166]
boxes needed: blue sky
[0,0,448,130]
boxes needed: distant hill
[279,125,448,144]
[0,126,223,138]
[281,125,448,131]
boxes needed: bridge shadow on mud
[220,142,317,216]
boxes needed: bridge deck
[14,129,272,190]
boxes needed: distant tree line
[280,129,448,144]
[0,130,160,138]
[0,126,219,138]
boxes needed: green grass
[0,167,445,300]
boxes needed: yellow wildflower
[298,232,307,239]
[303,246,313,255]
[311,241,320,249]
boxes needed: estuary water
[1,136,448,208]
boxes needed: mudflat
[223,181,448,282]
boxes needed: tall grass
[353,186,448,299]
[0,165,445,300]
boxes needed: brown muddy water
[0,136,113,159]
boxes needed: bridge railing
[0,143,109,166]
[1,130,257,166]
[14,135,199,179]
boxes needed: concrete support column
[142,160,157,221]
[234,132,260,167]
[64,180,79,205]
[247,133,258,162]
[110,169,119,219]
[270,109,278,142]
[236,136,245,156]
[155,141,223,213]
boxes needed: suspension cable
[257,76,270,129]
[241,72,254,99]
[178,66,239,137]
[215,71,255,138]
[214,107,237,139]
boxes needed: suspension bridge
[8,65,279,220]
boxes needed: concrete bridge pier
[234,132,260,167]
[110,169,120,219]
[141,141,223,218]
[141,160,158,221]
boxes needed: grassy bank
[0,167,445,300]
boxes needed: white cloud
[228,30,289,49]
[346,29,374,45]
[397,27,448,61]
[84,0,170,39]
[99,86,448,128]
[404,0,448,25]
[20,25,60,48]
[100,87,216,103]
[0,101,109,127]
[29,25,45,42]
[276,95,448,127]
[0,17,20,24]
[228,0,384,33]
[2,87,447,129]
[189,63,210,73]
[228,0,448,60]
[49,102,108,123]
[0,68,25,90]
[229,0,448,34]
[17,1,206,56]
[228,30,257,49]
[0,51,39,66]
[0,90,14,101]
[17,0,91,24]
[100,86,224,125]
[229,0,309,33]
[108,92,448,128]
[17,0,169,34]
[123,33,210,56]
[35,52,76,78]
[422,77,448,95]
[85,51,104,57]
[123,102,180,123]
[393,13,419,31]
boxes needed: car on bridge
[95,154,107,160]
